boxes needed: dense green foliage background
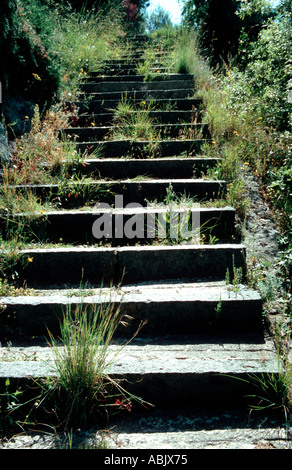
[182,0,291,247]
[0,0,149,135]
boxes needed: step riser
[0,296,262,340]
[92,67,173,76]
[100,58,171,67]
[77,139,207,157]
[18,245,246,287]
[69,98,202,113]
[84,73,194,82]
[80,80,194,93]
[12,180,225,205]
[70,110,203,127]
[0,370,273,410]
[63,124,209,141]
[80,89,194,101]
[100,54,171,65]
[115,371,274,409]
[5,208,235,244]
[80,157,219,179]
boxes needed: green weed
[42,293,148,430]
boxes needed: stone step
[98,413,289,449]
[16,244,246,287]
[0,282,262,340]
[63,123,209,141]
[68,98,202,114]
[91,66,173,76]
[125,35,150,43]
[84,73,194,82]
[92,62,169,71]
[12,179,225,205]
[5,207,235,244]
[79,88,194,101]
[69,110,202,127]
[79,79,194,93]
[101,51,169,64]
[77,138,208,157]
[79,157,220,179]
[0,335,278,408]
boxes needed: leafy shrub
[0,0,60,111]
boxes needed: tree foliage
[181,0,275,65]
[145,5,173,32]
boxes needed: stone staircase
[0,35,284,448]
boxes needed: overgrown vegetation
[178,0,292,414]
[0,292,148,439]
[0,0,292,439]
[0,2,127,296]
[0,0,129,136]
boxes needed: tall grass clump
[0,294,147,434]
[111,98,160,142]
[45,300,122,429]
[49,4,126,100]
[34,295,146,430]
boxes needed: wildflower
[25,116,29,120]
[244,162,249,165]
[32,73,41,81]
[233,130,239,135]
[40,210,45,214]
[114,399,124,408]
[212,140,216,145]
[27,257,34,263]
[91,122,95,127]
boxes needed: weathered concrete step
[68,98,202,114]
[70,110,202,127]
[92,62,168,71]
[80,88,194,101]
[84,73,194,82]
[126,35,149,43]
[16,244,246,287]
[0,336,278,408]
[101,427,290,450]
[101,51,170,64]
[12,179,225,205]
[7,207,235,244]
[100,408,290,449]
[80,79,194,93]
[0,282,262,340]
[63,123,208,141]
[77,138,207,157]
[79,157,220,179]
[108,57,171,64]
[91,66,173,76]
